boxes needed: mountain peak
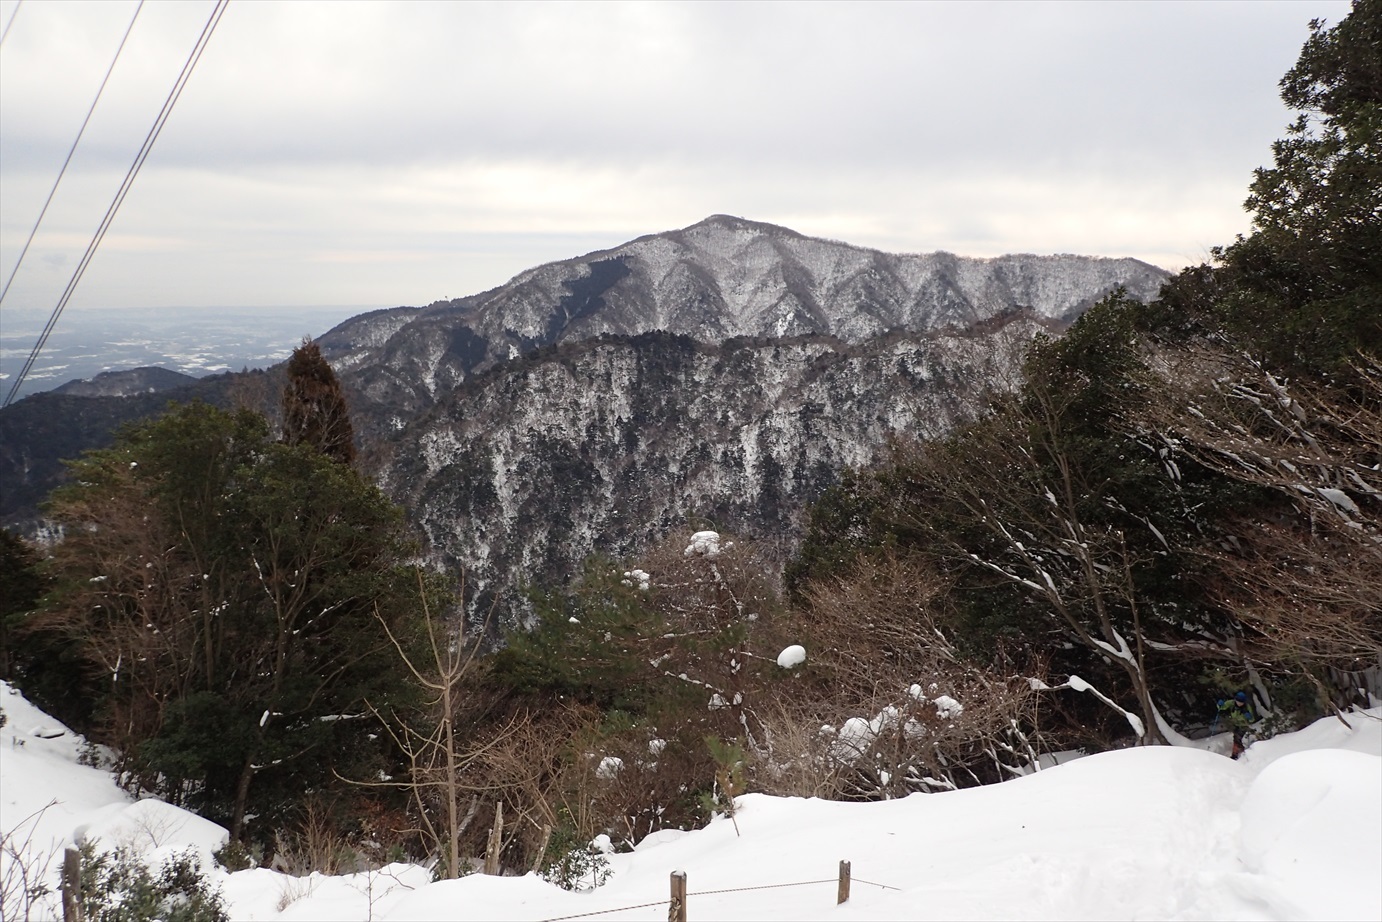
[680,213,809,240]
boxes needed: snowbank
[0,681,231,919]
[4,680,1379,921]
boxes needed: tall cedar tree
[282,338,356,465]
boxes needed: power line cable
[0,0,145,309]
[3,0,229,408]
[0,0,23,48]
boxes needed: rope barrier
[536,872,901,921]
[688,878,836,896]
[538,899,668,922]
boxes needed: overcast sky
[0,0,1354,316]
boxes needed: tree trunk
[230,752,256,841]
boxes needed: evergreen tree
[27,402,421,841]
[1209,0,1381,371]
[0,529,48,682]
[281,338,356,465]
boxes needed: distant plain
[0,304,373,400]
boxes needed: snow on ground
[3,678,1378,921]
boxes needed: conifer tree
[29,402,421,841]
[281,338,356,465]
[1213,0,1382,371]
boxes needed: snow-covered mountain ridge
[319,215,1168,411]
[0,218,1167,608]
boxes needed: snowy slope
[3,680,1378,921]
[0,683,230,919]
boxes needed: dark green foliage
[0,529,48,681]
[1171,1,1382,373]
[480,535,786,855]
[77,843,228,922]
[26,401,422,841]
[281,339,356,465]
[137,693,257,811]
[784,468,893,601]
[537,819,612,891]
[491,560,666,713]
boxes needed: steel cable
[3,0,229,407]
[0,0,22,48]
[0,0,145,309]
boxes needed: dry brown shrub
[1134,347,1382,703]
[762,553,1047,798]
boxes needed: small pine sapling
[702,736,746,836]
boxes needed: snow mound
[622,568,651,590]
[77,797,229,871]
[932,695,963,720]
[1239,748,1382,921]
[595,756,624,780]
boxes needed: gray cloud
[0,0,1353,312]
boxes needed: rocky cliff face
[376,318,1045,622]
[307,217,1166,622]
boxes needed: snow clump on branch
[685,531,726,557]
[776,645,807,668]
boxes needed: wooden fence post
[837,859,851,905]
[669,869,687,922]
[62,846,83,922]
[483,802,504,875]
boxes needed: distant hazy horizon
[0,303,378,401]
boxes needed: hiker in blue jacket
[1213,691,1256,759]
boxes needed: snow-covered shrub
[76,842,228,922]
[538,824,611,892]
